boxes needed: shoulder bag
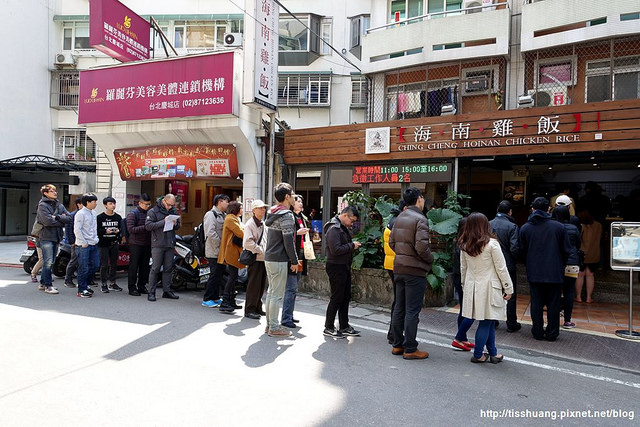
[303,231,316,260]
[238,228,264,266]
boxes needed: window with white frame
[278,73,331,106]
[172,20,231,51]
[51,71,80,109]
[350,15,370,49]
[321,18,332,55]
[62,22,90,50]
[586,56,640,102]
[462,65,499,95]
[54,129,97,162]
[351,75,369,107]
[279,15,322,53]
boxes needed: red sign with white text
[78,52,233,124]
[113,145,239,181]
[89,0,150,62]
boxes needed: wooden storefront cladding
[283,99,640,165]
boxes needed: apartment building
[284,0,640,229]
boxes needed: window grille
[278,73,331,106]
[51,71,80,109]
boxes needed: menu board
[611,222,640,270]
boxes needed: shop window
[351,75,369,108]
[62,22,90,50]
[586,56,640,102]
[295,170,324,257]
[51,71,79,109]
[278,73,331,107]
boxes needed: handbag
[303,231,316,260]
[564,265,579,278]
[31,220,43,237]
[238,229,264,266]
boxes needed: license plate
[199,267,210,276]
[21,250,34,257]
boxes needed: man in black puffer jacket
[520,197,572,342]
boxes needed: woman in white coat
[459,213,514,364]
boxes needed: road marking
[354,323,640,390]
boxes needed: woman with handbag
[218,201,245,313]
[458,213,513,364]
[242,200,268,319]
[281,194,310,328]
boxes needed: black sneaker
[323,328,345,339]
[219,302,235,313]
[101,284,109,293]
[86,287,95,294]
[64,281,77,288]
[77,290,92,298]
[108,283,123,292]
[339,326,361,337]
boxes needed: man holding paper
[145,194,181,301]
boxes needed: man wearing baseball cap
[243,199,268,319]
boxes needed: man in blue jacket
[489,200,521,333]
[520,197,572,341]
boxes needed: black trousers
[529,282,562,341]
[245,261,267,315]
[324,263,352,330]
[506,267,518,328]
[99,244,119,284]
[386,269,396,342]
[128,244,151,291]
[222,265,239,303]
[203,258,225,302]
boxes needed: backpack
[121,209,140,243]
[191,222,206,257]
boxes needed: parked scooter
[171,235,210,290]
[20,236,130,278]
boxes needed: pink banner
[90,0,150,62]
[78,52,234,124]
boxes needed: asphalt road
[0,266,638,426]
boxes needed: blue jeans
[474,319,497,359]
[282,272,301,324]
[77,245,99,292]
[455,288,474,342]
[40,241,59,286]
[391,274,426,353]
[264,261,288,330]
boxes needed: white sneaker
[44,286,59,294]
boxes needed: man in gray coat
[201,194,229,308]
[489,200,521,332]
[145,194,181,301]
[389,187,433,360]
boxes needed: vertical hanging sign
[253,0,279,111]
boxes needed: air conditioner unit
[223,33,243,47]
[527,87,569,107]
[464,0,494,12]
[55,52,75,65]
